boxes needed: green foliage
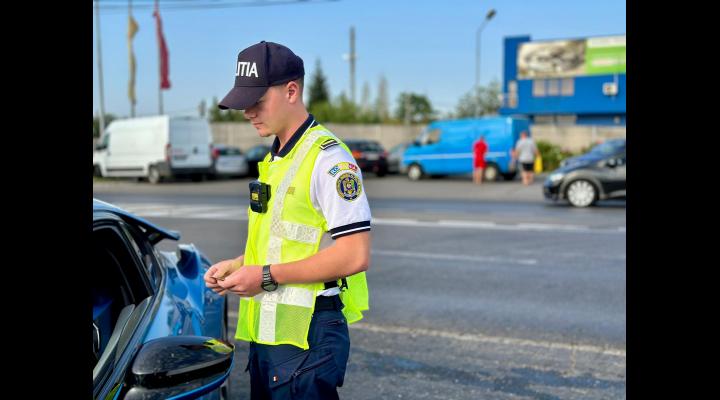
[455,80,502,118]
[536,140,576,171]
[395,92,435,123]
[307,59,330,110]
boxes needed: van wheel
[407,164,424,181]
[148,166,162,184]
[93,165,103,178]
[502,171,517,181]
[483,164,500,181]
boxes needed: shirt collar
[270,114,317,160]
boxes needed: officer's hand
[217,265,263,297]
[204,258,243,295]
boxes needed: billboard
[517,35,625,79]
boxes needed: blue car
[92,199,233,400]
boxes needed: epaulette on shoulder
[318,138,339,151]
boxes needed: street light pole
[95,0,106,138]
[475,9,496,94]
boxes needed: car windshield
[589,139,625,156]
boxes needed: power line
[94,0,339,14]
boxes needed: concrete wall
[94,122,626,154]
[530,124,626,153]
[210,122,424,152]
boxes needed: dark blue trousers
[246,301,350,400]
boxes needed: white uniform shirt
[269,121,371,295]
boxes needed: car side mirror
[605,158,617,168]
[122,336,234,400]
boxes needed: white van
[93,116,213,184]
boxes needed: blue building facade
[499,35,626,126]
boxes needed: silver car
[211,144,249,178]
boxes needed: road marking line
[225,309,624,358]
[350,323,626,358]
[372,249,538,265]
[107,202,624,234]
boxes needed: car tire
[483,164,500,182]
[502,171,517,181]
[148,166,162,184]
[376,168,387,178]
[93,165,103,178]
[565,179,598,207]
[408,164,424,181]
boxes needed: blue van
[402,116,530,181]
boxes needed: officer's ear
[286,80,302,104]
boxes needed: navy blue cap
[218,41,305,110]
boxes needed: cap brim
[218,86,269,110]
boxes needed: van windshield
[416,128,441,145]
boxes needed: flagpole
[129,0,135,117]
[156,0,163,115]
[94,0,106,137]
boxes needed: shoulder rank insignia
[319,138,339,150]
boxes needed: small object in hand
[214,272,229,281]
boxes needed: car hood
[93,198,180,245]
[561,153,606,168]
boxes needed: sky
[92,0,626,118]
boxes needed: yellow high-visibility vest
[235,124,369,350]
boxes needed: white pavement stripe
[110,203,624,234]
[225,309,624,358]
[351,323,626,358]
[373,249,538,265]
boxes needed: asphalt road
[94,176,626,399]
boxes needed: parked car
[387,142,411,175]
[211,144,249,178]
[402,117,529,181]
[543,138,626,207]
[93,199,233,399]
[93,116,214,184]
[344,139,389,177]
[245,144,272,178]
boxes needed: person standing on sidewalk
[203,41,371,400]
[512,131,540,185]
[472,135,488,184]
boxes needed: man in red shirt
[473,135,488,184]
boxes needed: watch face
[262,281,278,291]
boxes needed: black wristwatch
[261,264,279,292]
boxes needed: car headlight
[548,172,565,183]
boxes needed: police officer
[203,41,371,400]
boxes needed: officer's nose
[244,105,258,119]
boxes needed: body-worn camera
[249,180,271,213]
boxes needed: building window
[532,79,546,97]
[561,78,574,96]
[547,79,560,96]
[508,80,518,108]
[556,114,577,125]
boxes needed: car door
[93,217,155,400]
[603,152,626,195]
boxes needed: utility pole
[349,26,356,104]
[95,0,106,137]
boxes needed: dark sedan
[245,144,272,178]
[544,139,626,207]
[93,199,233,399]
[345,139,388,177]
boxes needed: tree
[360,81,371,113]
[455,80,502,118]
[375,75,390,122]
[394,92,435,124]
[307,59,330,111]
[93,113,116,138]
